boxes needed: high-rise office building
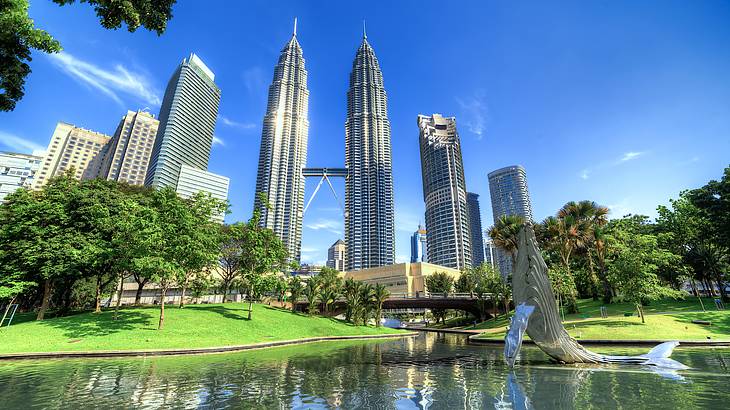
[410,224,427,263]
[0,151,43,201]
[467,192,486,266]
[326,239,346,272]
[487,165,533,276]
[33,122,111,189]
[254,23,310,262]
[345,30,395,271]
[145,53,221,190]
[176,164,230,222]
[418,114,471,270]
[484,238,497,267]
[99,110,159,186]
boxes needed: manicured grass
[469,297,730,341]
[0,303,406,354]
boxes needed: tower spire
[293,17,297,36]
[363,19,367,39]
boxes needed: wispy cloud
[619,151,644,162]
[456,90,489,139]
[395,206,422,233]
[579,150,648,180]
[301,246,319,253]
[242,66,267,94]
[219,115,256,130]
[212,136,225,146]
[305,218,343,235]
[395,254,409,264]
[47,52,161,106]
[607,199,634,218]
[0,131,46,156]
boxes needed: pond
[0,332,728,408]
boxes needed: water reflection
[0,333,728,409]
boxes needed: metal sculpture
[504,224,687,370]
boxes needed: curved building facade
[345,35,395,271]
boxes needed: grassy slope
[470,298,730,341]
[0,303,405,354]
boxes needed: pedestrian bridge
[293,292,508,320]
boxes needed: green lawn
[470,297,730,341]
[0,303,406,354]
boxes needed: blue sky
[1,1,729,265]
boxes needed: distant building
[467,192,486,267]
[33,122,111,189]
[418,113,471,270]
[145,53,221,190]
[99,110,159,186]
[484,238,497,267]
[254,24,310,263]
[488,165,533,276]
[175,164,230,222]
[410,224,428,263]
[345,32,395,271]
[326,239,346,272]
[0,151,43,202]
[345,262,460,295]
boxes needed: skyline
[1,1,729,265]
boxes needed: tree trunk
[113,274,124,320]
[95,275,103,313]
[158,287,166,330]
[36,279,53,321]
[134,278,148,305]
[179,280,188,308]
[221,283,229,303]
[717,278,728,302]
[637,303,645,323]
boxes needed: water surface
[0,333,728,409]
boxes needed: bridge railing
[387,292,494,300]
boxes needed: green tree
[342,278,363,322]
[372,284,389,327]
[304,276,320,315]
[608,217,683,323]
[218,223,246,303]
[488,215,526,270]
[317,267,342,315]
[425,272,454,324]
[287,276,304,312]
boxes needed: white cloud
[47,52,161,106]
[396,254,409,263]
[305,218,343,235]
[619,151,644,162]
[219,115,256,130]
[242,66,267,94]
[456,91,488,139]
[301,246,319,253]
[607,199,634,218]
[579,169,590,180]
[0,131,46,155]
[212,136,225,146]
[395,206,422,233]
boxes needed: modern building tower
[0,151,43,201]
[33,122,111,189]
[410,224,427,263]
[345,30,395,271]
[145,53,221,190]
[418,114,472,270]
[253,22,310,262]
[488,165,533,276]
[326,239,346,272]
[484,238,497,267]
[99,110,159,186]
[467,192,486,266]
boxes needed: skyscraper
[345,30,395,271]
[418,114,471,270]
[484,238,497,267]
[467,192,486,266]
[176,164,230,222]
[99,110,159,186]
[254,22,310,262]
[33,122,111,189]
[326,239,346,272]
[145,53,221,189]
[410,224,427,263]
[0,151,43,202]
[488,165,533,276]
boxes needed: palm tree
[372,284,390,327]
[288,276,304,312]
[355,284,375,325]
[343,278,362,322]
[488,215,526,270]
[304,277,320,315]
[317,269,342,314]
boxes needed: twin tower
[253,21,395,271]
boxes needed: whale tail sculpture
[504,224,688,370]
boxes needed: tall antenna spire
[363,19,367,39]
[293,17,298,36]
